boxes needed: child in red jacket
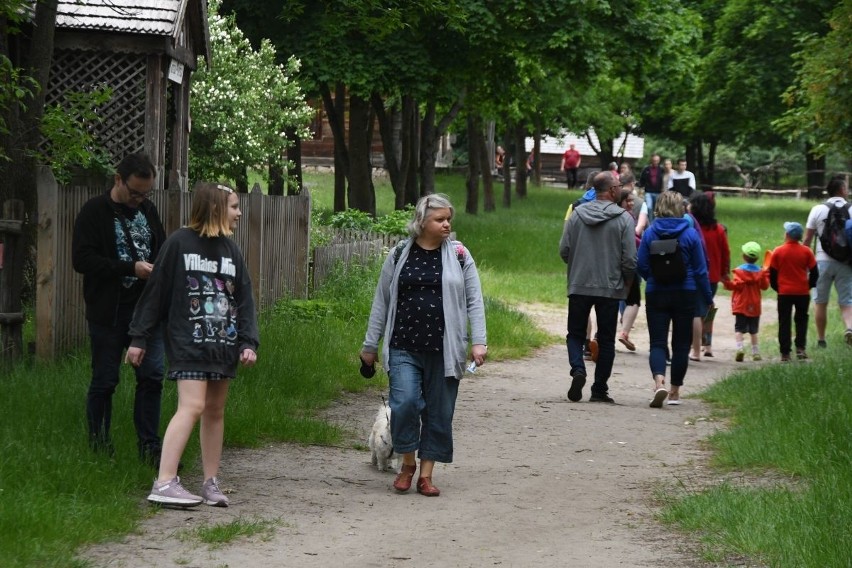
[769,222,818,361]
[723,241,770,361]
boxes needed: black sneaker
[89,436,116,458]
[817,340,827,349]
[589,394,615,403]
[567,372,586,402]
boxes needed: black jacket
[71,190,166,326]
[638,165,665,194]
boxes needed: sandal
[618,334,636,352]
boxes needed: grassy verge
[659,313,851,567]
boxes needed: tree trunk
[586,132,611,169]
[403,95,419,205]
[419,95,464,196]
[347,93,375,215]
[235,166,248,193]
[286,129,302,195]
[418,102,438,201]
[706,139,718,187]
[0,0,58,212]
[320,82,348,211]
[371,93,404,205]
[465,115,481,214]
[478,124,495,212]
[805,143,825,199]
[531,124,541,186]
[513,124,526,198]
[502,128,512,208]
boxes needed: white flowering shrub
[189,0,312,186]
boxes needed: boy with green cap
[723,241,770,361]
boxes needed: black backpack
[819,201,852,263]
[649,236,687,284]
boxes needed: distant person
[561,143,581,188]
[804,175,852,347]
[689,191,729,360]
[638,153,665,222]
[637,191,712,407]
[616,181,643,352]
[723,242,769,362]
[495,145,505,170]
[71,153,167,465]
[662,158,674,195]
[361,194,487,497]
[560,172,636,404]
[770,222,818,361]
[668,158,696,198]
[526,150,535,180]
[608,162,620,182]
[619,162,632,176]
[129,182,259,508]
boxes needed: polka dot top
[390,242,445,352]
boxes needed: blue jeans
[567,295,620,396]
[646,290,696,386]
[87,303,165,455]
[387,348,459,463]
[644,192,660,222]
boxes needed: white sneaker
[201,477,230,507]
[148,476,202,507]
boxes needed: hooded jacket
[723,263,769,316]
[559,199,636,299]
[638,217,713,306]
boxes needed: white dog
[368,401,396,472]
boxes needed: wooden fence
[34,167,310,359]
[312,229,402,291]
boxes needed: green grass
[177,516,282,547]
[659,318,851,567]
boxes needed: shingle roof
[55,0,184,37]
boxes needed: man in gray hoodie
[560,172,637,403]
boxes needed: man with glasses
[72,153,167,466]
[559,172,637,404]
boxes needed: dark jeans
[87,303,165,455]
[646,290,696,387]
[566,167,579,188]
[777,295,809,355]
[567,294,620,396]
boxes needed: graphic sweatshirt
[128,228,259,377]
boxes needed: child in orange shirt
[769,222,818,361]
[723,241,770,361]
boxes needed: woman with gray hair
[360,193,487,496]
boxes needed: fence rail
[311,229,402,291]
[34,168,310,359]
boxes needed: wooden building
[47,0,211,190]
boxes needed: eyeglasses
[216,184,234,194]
[124,181,152,200]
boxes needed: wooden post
[0,199,26,365]
[247,184,265,309]
[35,166,59,360]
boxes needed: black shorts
[734,314,760,335]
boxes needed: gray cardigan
[362,238,487,379]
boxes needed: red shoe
[393,464,416,492]
[416,477,441,497]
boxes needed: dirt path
[82,295,773,567]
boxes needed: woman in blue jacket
[637,191,713,408]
